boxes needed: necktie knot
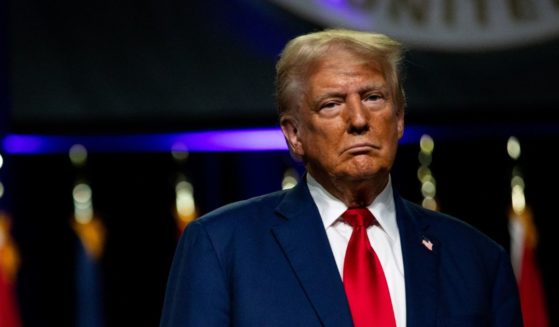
[342,208,375,228]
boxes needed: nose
[346,96,369,134]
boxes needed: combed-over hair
[275,29,406,118]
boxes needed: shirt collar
[306,173,399,242]
[307,173,347,230]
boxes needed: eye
[365,94,383,102]
[363,93,387,108]
[315,100,342,117]
[319,102,339,110]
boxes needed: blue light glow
[3,124,558,155]
[2,128,290,154]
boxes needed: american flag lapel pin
[422,237,433,251]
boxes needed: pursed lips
[342,143,379,155]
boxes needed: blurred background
[1,0,558,326]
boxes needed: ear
[396,108,405,139]
[280,115,304,158]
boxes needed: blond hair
[275,29,406,117]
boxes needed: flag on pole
[72,182,105,327]
[73,216,106,327]
[69,146,106,327]
[509,206,549,327]
[0,212,22,327]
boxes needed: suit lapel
[394,193,440,327]
[272,181,353,327]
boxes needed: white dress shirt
[306,173,406,327]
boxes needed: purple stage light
[2,128,289,154]
[5,124,553,155]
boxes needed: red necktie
[342,208,396,327]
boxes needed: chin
[340,169,379,181]
[348,159,381,175]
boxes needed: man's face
[281,48,404,186]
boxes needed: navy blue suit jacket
[160,180,522,326]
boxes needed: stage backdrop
[8,0,559,133]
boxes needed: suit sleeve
[491,247,523,327]
[160,220,230,327]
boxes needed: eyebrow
[358,84,389,94]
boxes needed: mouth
[344,143,379,155]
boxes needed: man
[160,29,522,326]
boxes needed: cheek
[378,114,401,138]
[305,120,339,142]
[301,130,339,162]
